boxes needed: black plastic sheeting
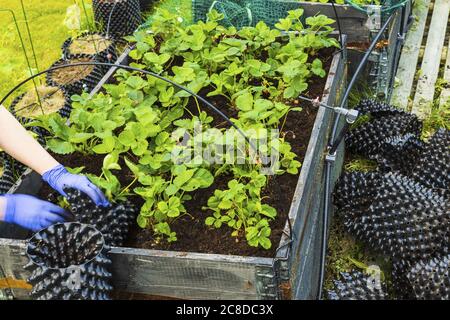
[329,99,450,300]
[65,188,137,247]
[25,222,113,300]
[327,270,387,300]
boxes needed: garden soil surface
[40,50,335,258]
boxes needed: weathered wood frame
[0,36,347,300]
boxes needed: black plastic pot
[411,128,449,192]
[0,155,15,195]
[345,99,422,164]
[24,222,113,300]
[62,32,118,65]
[9,86,71,143]
[139,0,155,12]
[65,188,137,247]
[46,54,107,96]
[93,0,142,38]
[334,171,449,263]
[327,270,387,300]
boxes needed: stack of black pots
[46,31,118,97]
[329,99,450,300]
[25,223,113,300]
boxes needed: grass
[0,0,94,106]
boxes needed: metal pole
[19,0,39,73]
[0,9,42,111]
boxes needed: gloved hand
[42,164,110,207]
[1,194,72,231]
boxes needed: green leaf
[47,139,75,154]
[259,237,272,249]
[92,136,115,154]
[137,215,148,228]
[126,76,148,89]
[124,157,140,177]
[235,92,253,111]
[103,153,121,171]
[69,132,94,143]
[66,167,85,174]
[173,169,195,187]
[118,130,135,146]
[205,217,215,226]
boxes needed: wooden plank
[439,39,450,107]
[391,0,432,109]
[0,239,271,300]
[110,248,267,300]
[412,0,450,117]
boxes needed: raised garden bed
[0,11,347,300]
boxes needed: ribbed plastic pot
[327,270,387,300]
[8,86,71,143]
[93,0,142,38]
[65,188,137,247]
[345,99,422,163]
[406,254,450,300]
[46,54,107,96]
[0,155,15,195]
[62,32,118,66]
[139,0,155,12]
[24,222,113,300]
[334,171,449,262]
[411,128,449,192]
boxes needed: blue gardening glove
[42,164,110,207]
[2,194,72,231]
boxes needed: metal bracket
[366,5,382,32]
[255,265,278,300]
[325,151,336,164]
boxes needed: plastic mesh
[193,0,303,28]
[192,1,407,28]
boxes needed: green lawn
[0,0,192,106]
[0,0,93,105]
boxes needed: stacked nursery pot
[46,55,108,97]
[0,153,14,195]
[93,0,142,38]
[25,222,113,300]
[48,31,119,96]
[139,0,155,12]
[9,85,71,143]
[62,32,118,66]
[330,99,450,300]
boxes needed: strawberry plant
[37,8,338,249]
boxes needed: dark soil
[39,49,334,258]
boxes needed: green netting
[193,0,303,28]
[192,0,410,29]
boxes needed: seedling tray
[0,37,347,300]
